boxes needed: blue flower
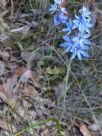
[62,19,73,34]
[72,6,93,34]
[49,3,58,14]
[79,6,91,21]
[70,44,90,60]
[49,0,68,26]
[49,2,93,60]
[73,32,91,49]
[70,32,91,60]
[59,35,74,53]
[60,34,90,60]
[49,0,63,13]
[72,15,93,33]
[54,8,68,26]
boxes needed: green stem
[13,118,61,136]
[60,61,72,120]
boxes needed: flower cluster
[49,0,68,26]
[49,1,93,60]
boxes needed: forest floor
[0,0,102,136]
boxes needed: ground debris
[0,0,102,136]
[75,120,92,136]
[0,117,16,133]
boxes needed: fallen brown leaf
[0,50,10,60]
[0,78,17,109]
[75,121,92,136]
[24,84,39,96]
[15,66,41,88]
[15,67,26,76]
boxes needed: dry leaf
[0,50,10,60]
[24,85,39,96]
[15,67,41,88]
[0,85,8,102]
[20,70,31,83]
[15,67,26,76]
[31,72,41,88]
[0,80,13,102]
[0,78,17,108]
[7,76,17,91]
[80,122,92,136]
[75,121,92,136]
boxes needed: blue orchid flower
[79,6,91,21]
[60,35,90,60]
[59,35,74,53]
[49,0,63,14]
[49,0,68,26]
[49,3,58,14]
[72,15,93,33]
[49,2,93,60]
[72,6,93,34]
[54,8,68,26]
[70,44,90,60]
[62,19,73,34]
[73,32,91,49]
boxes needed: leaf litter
[0,0,102,136]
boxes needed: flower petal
[78,51,82,60]
[83,39,91,44]
[59,42,69,47]
[63,36,70,42]
[80,50,90,57]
